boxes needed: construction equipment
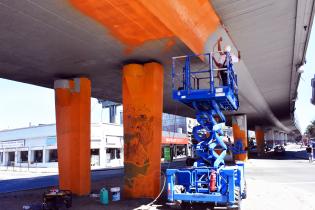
[42,189,72,210]
[166,52,246,209]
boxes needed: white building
[0,103,194,170]
[0,123,123,169]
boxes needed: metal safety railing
[171,52,238,95]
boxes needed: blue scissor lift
[166,52,246,209]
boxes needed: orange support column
[232,115,248,161]
[123,62,163,198]
[54,78,91,196]
[255,126,265,157]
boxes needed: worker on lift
[213,37,241,86]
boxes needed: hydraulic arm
[166,52,246,209]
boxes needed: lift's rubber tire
[227,187,241,210]
[190,203,214,210]
[181,202,192,210]
[186,157,195,166]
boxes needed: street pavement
[0,160,185,194]
[242,144,315,210]
[1,144,315,209]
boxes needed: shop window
[91,149,100,166]
[20,151,28,163]
[120,111,123,125]
[49,149,58,162]
[0,152,3,164]
[106,148,115,159]
[8,152,15,162]
[91,149,100,156]
[106,148,121,159]
[34,150,43,163]
[116,149,121,159]
[176,146,187,156]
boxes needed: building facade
[0,123,124,169]
[0,118,191,169]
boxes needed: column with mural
[123,62,163,198]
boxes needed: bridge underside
[0,0,313,131]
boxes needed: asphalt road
[243,145,315,210]
[1,145,315,210]
[0,160,185,194]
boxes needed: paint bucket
[100,188,109,205]
[110,187,120,201]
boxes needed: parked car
[264,144,272,152]
[274,145,285,155]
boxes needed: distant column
[3,149,6,166]
[123,62,163,199]
[232,115,248,161]
[42,147,46,164]
[274,130,279,146]
[54,77,91,196]
[271,129,275,148]
[255,126,264,157]
[14,150,18,165]
[28,147,31,166]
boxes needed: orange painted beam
[123,62,163,198]
[54,78,91,196]
[69,0,173,51]
[138,0,220,54]
[69,0,220,54]
[232,115,248,161]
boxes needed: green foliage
[305,120,315,137]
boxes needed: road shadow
[248,149,308,160]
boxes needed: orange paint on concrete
[138,0,220,54]
[55,78,91,196]
[163,38,176,52]
[69,0,173,50]
[255,127,265,156]
[69,0,220,54]
[123,62,163,198]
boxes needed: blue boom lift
[166,52,246,209]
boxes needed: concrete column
[280,132,284,145]
[273,130,280,145]
[255,126,264,157]
[54,77,91,196]
[3,149,6,166]
[14,150,18,165]
[232,114,248,161]
[270,129,275,148]
[99,133,106,168]
[28,147,31,166]
[42,147,46,164]
[123,62,163,199]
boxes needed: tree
[305,120,315,138]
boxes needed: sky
[0,81,108,130]
[0,29,315,133]
[295,27,315,133]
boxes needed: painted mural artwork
[123,108,153,190]
[122,63,163,198]
[230,139,246,155]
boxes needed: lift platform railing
[171,52,238,96]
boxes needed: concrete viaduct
[0,0,313,196]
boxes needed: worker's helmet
[224,45,232,52]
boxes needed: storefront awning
[162,136,188,145]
